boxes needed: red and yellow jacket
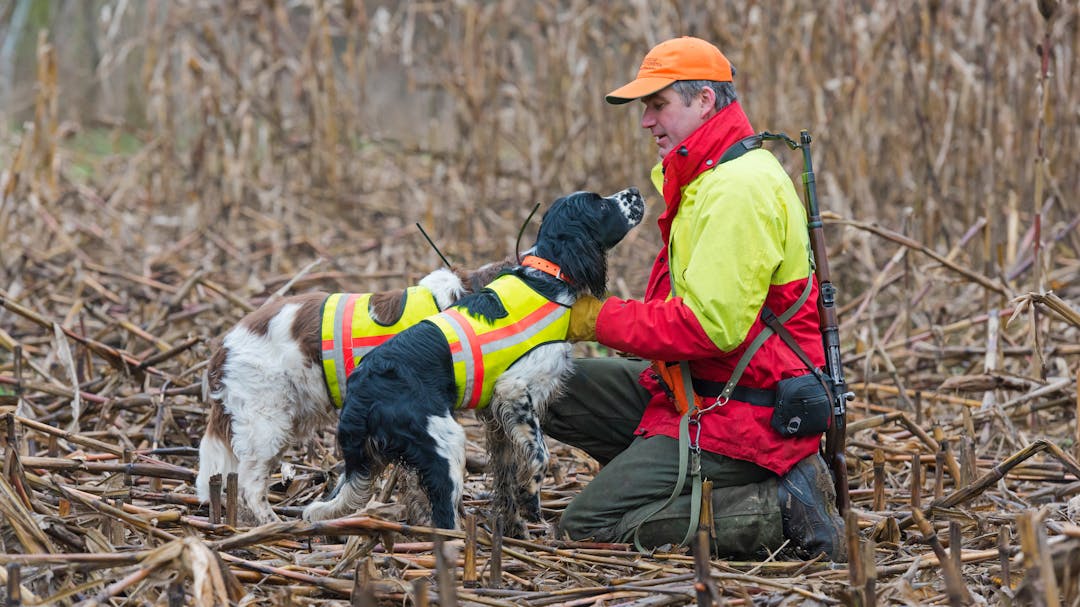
[594,101,824,475]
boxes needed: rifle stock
[797,130,851,515]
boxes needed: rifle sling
[760,308,819,377]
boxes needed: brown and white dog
[196,263,508,524]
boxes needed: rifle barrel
[798,130,850,516]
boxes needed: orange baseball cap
[605,37,733,105]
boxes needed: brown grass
[1,1,1079,605]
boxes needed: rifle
[761,130,852,515]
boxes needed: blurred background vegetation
[0,0,1077,368]
[0,6,1079,602]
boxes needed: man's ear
[698,86,717,119]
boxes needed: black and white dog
[302,188,645,535]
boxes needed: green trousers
[542,357,784,558]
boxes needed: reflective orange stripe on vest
[428,275,570,410]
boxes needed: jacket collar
[657,101,755,242]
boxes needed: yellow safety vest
[427,275,570,410]
[321,287,440,408]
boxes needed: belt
[691,377,775,407]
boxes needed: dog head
[531,187,645,297]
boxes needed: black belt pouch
[771,373,831,437]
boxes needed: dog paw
[254,511,283,526]
[521,496,543,523]
[502,517,529,540]
[302,502,332,522]
[235,505,281,527]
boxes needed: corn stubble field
[0,1,1079,605]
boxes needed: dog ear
[553,231,609,298]
[533,193,610,298]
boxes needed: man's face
[640,86,714,159]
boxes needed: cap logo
[641,57,662,70]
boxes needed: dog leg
[229,409,295,525]
[506,405,549,525]
[235,455,283,524]
[490,365,567,534]
[398,468,434,527]
[304,408,382,522]
[410,412,466,530]
[302,469,377,521]
[196,428,239,504]
[489,394,550,534]
[478,407,530,538]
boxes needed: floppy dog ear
[532,193,610,298]
[552,233,608,298]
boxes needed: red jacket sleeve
[594,296,723,361]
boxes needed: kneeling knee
[557,500,614,542]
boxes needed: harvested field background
[1,1,1079,605]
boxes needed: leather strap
[760,306,835,402]
[717,134,763,165]
[761,307,818,373]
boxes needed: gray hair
[671,78,738,111]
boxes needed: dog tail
[196,349,238,503]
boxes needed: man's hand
[567,295,604,342]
